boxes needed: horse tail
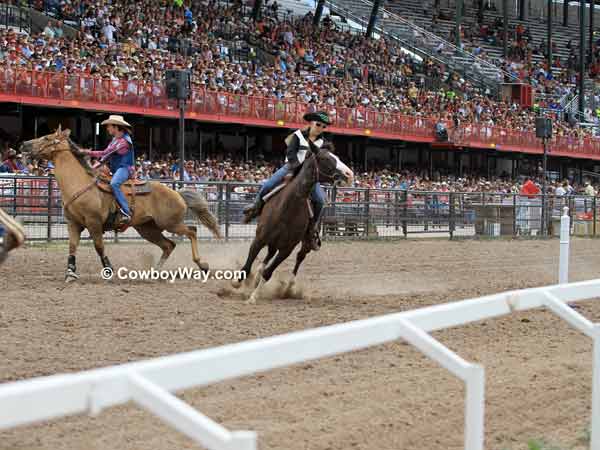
[178,190,223,239]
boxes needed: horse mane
[66,137,95,177]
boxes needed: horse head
[313,144,354,187]
[20,126,72,161]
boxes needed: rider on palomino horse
[243,111,331,251]
[82,115,135,226]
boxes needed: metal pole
[179,99,185,185]
[457,0,464,49]
[519,0,525,20]
[366,0,383,38]
[580,0,587,117]
[94,122,99,150]
[34,116,38,138]
[563,0,569,26]
[251,0,262,21]
[542,136,548,235]
[503,0,508,57]
[548,0,553,75]
[313,0,325,25]
[559,206,570,283]
[591,0,595,66]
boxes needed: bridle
[32,135,71,157]
[309,150,342,184]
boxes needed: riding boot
[243,196,264,224]
[119,208,132,225]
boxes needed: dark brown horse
[232,145,353,303]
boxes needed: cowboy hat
[101,115,132,129]
[303,111,331,125]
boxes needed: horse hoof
[197,262,209,273]
[245,295,257,305]
[65,270,79,283]
[231,279,242,289]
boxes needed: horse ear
[62,128,72,138]
[57,124,62,133]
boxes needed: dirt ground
[1,238,600,450]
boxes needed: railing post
[46,177,52,242]
[513,194,517,237]
[559,207,570,284]
[402,190,408,238]
[364,189,370,238]
[594,196,597,237]
[12,177,17,216]
[449,192,455,240]
[224,183,230,242]
[394,190,399,231]
[217,183,224,237]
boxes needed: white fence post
[591,326,600,450]
[543,291,600,450]
[465,365,485,450]
[559,207,570,284]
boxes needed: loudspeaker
[165,69,191,100]
[535,117,552,138]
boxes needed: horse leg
[232,239,264,289]
[89,226,112,275]
[134,221,176,269]
[247,245,294,304]
[166,222,208,272]
[293,241,311,276]
[286,241,311,298]
[258,245,277,277]
[65,221,83,282]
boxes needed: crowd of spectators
[1,0,599,139]
[2,145,599,198]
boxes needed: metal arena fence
[1,175,599,241]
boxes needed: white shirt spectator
[102,23,117,43]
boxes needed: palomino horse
[233,144,353,303]
[0,207,25,265]
[20,128,221,281]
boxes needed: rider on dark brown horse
[243,111,331,251]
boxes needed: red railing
[1,68,600,159]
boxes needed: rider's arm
[88,138,130,160]
[285,134,301,170]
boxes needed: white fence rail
[2,276,600,449]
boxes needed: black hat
[303,111,331,125]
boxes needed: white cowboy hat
[101,115,132,128]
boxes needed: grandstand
[1,0,600,183]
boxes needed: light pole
[536,116,552,235]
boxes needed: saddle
[95,167,152,232]
[96,174,153,195]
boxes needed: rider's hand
[283,173,293,182]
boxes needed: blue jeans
[111,167,131,215]
[259,164,325,220]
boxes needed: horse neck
[52,149,95,200]
[291,156,317,198]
